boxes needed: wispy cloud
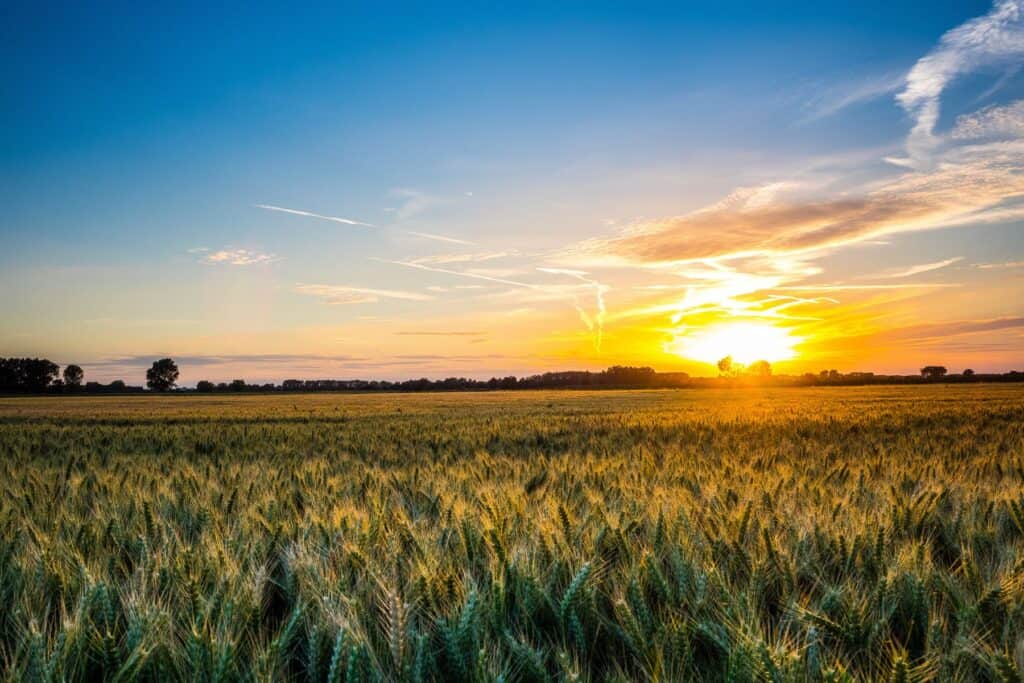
[410,251,518,265]
[975,259,1024,268]
[256,204,375,227]
[372,257,538,288]
[294,283,434,304]
[257,203,469,244]
[201,248,279,265]
[952,99,1024,139]
[802,71,906,121]
[895,0,1024,164]
[403,231,475,245]
[860,256,963,279]
[569,137,1024,268]
[537,268,608,350]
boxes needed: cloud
[256,204,375,227]
[537,268,608,350]
[403,231,475,245]
[389,188,440,221]
[860,256,963,279]
[570,139,1024,267]
[372,257,538,288]
[802,71,906,121]
[294,283,434,304]
[975,259,1024,268]
[395,331,486,336]
[201,248,279,265]
[952,99,1024,139]
[896,0,1024,163]
[258,202,470,244]
[410,251,518,265]
[858,316,1024,346]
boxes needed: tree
[920,365,947,379]
[963,368,975,377]
[229,379,246,392]
[717,356,733,376]
[63,364,84,387]
[22,359,60,392]
[196,380,214,393]
[146,358,179,391]
[746,360,772,377]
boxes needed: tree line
[1,356,1022,394]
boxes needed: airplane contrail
[256,204,473,244]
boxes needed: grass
[1,385,1023,681]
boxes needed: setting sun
[667,322,801,366]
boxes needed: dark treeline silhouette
[1,356,1023,394]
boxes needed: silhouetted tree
[963,368,975,377]
[63,364,84,387]
[229,379,246,392]
[17,358,60,392]
[146,358,179,391]
[747,360,772,377]
[109,380,127,391]
[717,356,733,376]
[920,365,947,379]
[196,380,214,392]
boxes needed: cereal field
[1,386,1023,681]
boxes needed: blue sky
[2,1,1022,383]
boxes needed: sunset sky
[3,1,1023,384]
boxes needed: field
[2,386,1024,682]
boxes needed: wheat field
[2,386,1023,681]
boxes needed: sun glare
[669,322,800,365]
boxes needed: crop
[1,386,1023,681]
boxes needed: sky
[2,1,1023,384]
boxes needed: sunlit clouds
[197,248,279,266]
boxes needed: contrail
[256,204,376,227]
[257,204,473,244]
[372,259,611,349]
[537,267,608,351]
[404,230,476,246]
[372,258,537,288]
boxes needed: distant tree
[109,379,127,391]
[63,364,84,387]
[717,356,734,376]
[746,360,772,377]
[22,358,60,392]
[146,358,179,392]
[229,379,246,392]
[963,368,975,377]
[920,365,948,379]
[196,380,215,393]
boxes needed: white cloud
[256,204,375,227]
[410,251,518,265]
[259,202,470,244]
[201,249,278,266]
[294,283,434,304]
[802,71,906,121]
[896,0,1024,163]
[952,99,1024,139]
[860,256,963,279]
[403,231,475,245]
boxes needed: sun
[668,322,801,365]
